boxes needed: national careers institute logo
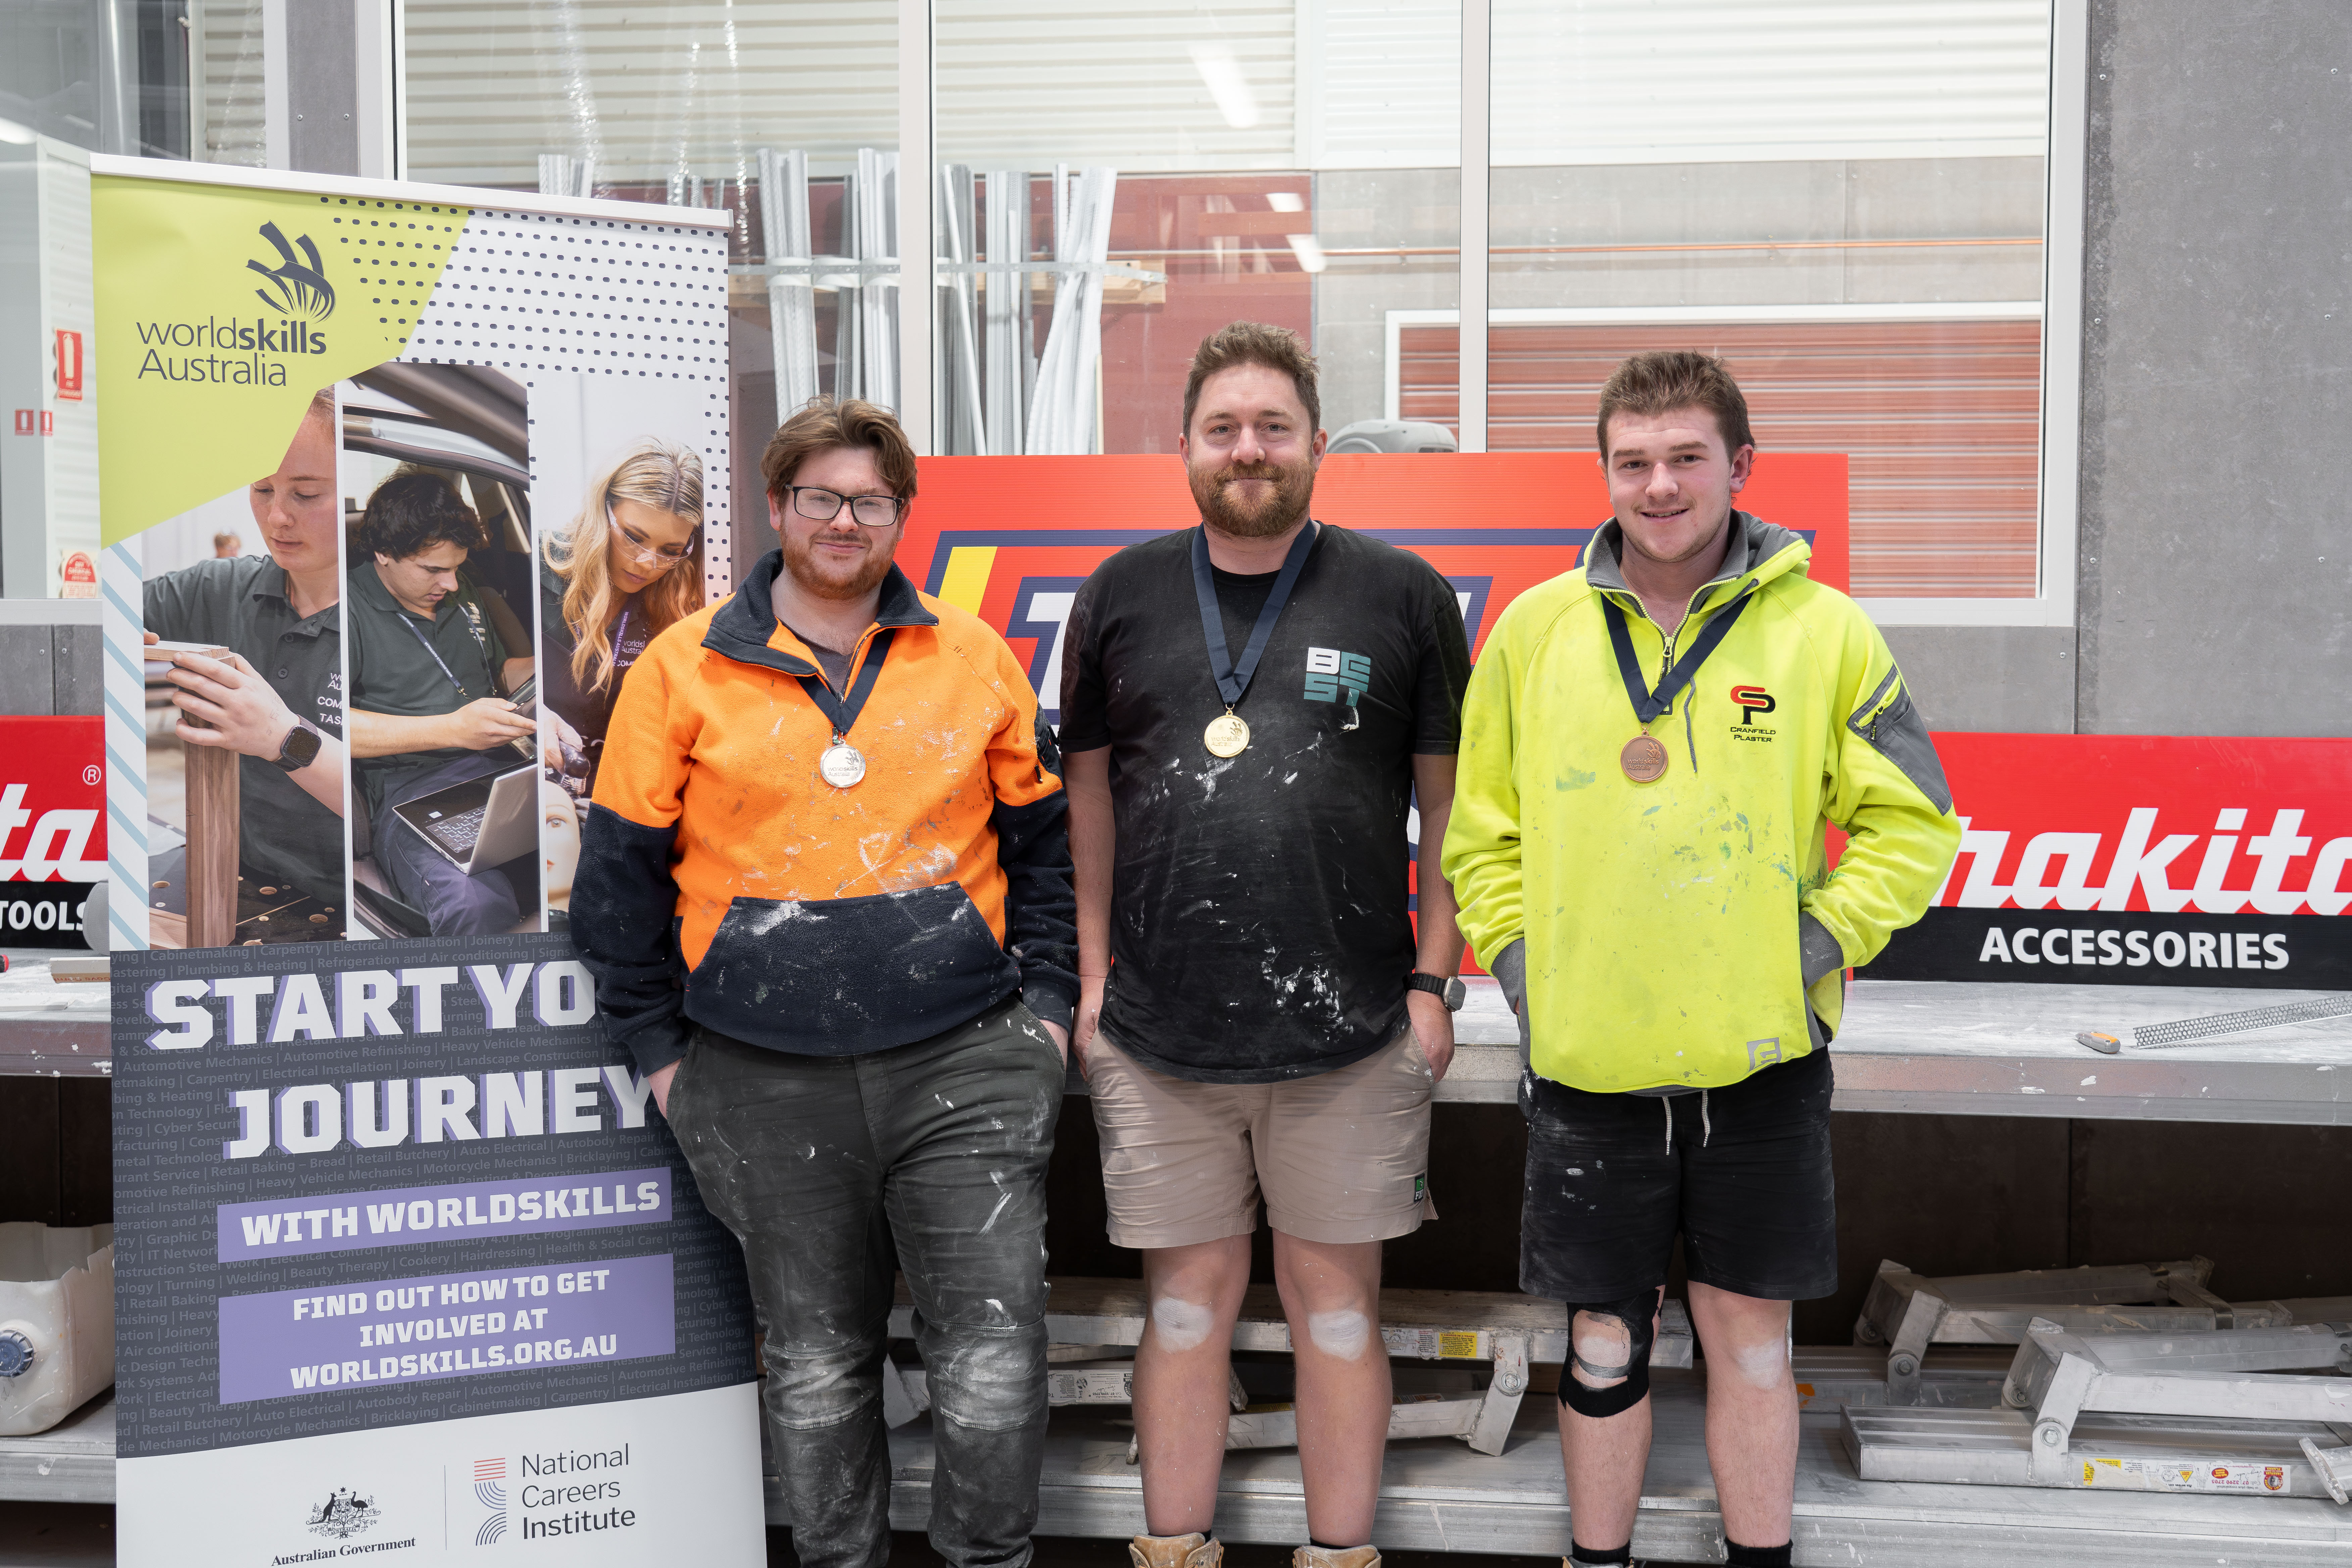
[473,1456,510,1545]
[134,221,334,385]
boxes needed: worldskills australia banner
[1860,734,2352,989]
[90,157,763,1565]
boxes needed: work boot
[1130,1533,1222,1568]
[1294,1548,1381,1568]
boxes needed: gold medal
[1620,733,1668,783]
[1204,710,1251,758]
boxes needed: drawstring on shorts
[1661,1089,1716,1155]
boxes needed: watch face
[279,722,322,770]
[1444,977,1466,1011]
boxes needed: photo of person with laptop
[346,469,541,938]
[537,438,706,802]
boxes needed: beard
[781,527,895,601]
[1190,455,1316,539]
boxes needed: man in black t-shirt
[1061,322,1472,1568]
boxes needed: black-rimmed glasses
[787,486,907,528]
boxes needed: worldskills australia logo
[471,1456,510,1545]
[248,221,337,320]
[133,220,334,384]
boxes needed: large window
[927,0,1460,455]
[1472,1,2054,598]
[395,0,2071,606]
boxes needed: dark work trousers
[668,996,1064,1568]
[374,750,527,936]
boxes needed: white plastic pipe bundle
[1026,165,1118,455]
[936,164,988,454]
[982,170,1033,457]
[854,148,899,413]
[757,148,820,421]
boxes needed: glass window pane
[1476,0,2053,597]
[930,0,1460,454]
[401,1,900,589]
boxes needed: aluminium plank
[772,1373,2352,1564]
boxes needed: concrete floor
[0,1512,1656,1568]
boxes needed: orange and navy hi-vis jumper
[569,551,1077,1075]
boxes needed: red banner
[904,451,1849,715]
[1864,733,2352,988]
[904,452,1848,973]
[0,717,106,882]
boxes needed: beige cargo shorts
[1083,1025,1438,1248]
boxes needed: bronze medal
[1620,733,1668,783]
[1204,710,1251,758]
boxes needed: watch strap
[274,717,322,772]
[1407,971,1465,1011]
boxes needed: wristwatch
[272,716,324,773]
[1407,971,1466,1012]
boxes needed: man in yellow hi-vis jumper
[1443,351,1959,1568]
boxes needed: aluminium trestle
[1845,1315,2352,1502]
[1852,1256,2311,1405]
[881,1276,1693,1456]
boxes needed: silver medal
[819,742,867,788]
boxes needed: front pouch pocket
[686,883,1021,1055]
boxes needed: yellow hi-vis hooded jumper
[1442,513,1961,1092]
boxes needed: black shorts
[1518,1048,1837,1304]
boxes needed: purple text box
[217,1253,675,1404]
[215,1168,672,1262]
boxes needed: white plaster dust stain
[1151,1296,1214,1352]
[1307,1309,1369,1360]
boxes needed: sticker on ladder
[2081,1456,2291,1494]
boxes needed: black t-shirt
[1060,522,1471,1083]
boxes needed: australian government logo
[268,1482,416,1564]
[136,222,335,385]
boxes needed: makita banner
[0,717,104,948]
[0,717,105,882]
[1860,733,2352,988]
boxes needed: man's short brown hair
[1182,321,1321,439]
[761,396,918,504]
[1596,350,1755,460]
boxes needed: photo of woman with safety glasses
[538,438,705,807]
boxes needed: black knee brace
[1557,1289,1661,1419]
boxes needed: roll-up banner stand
[91,157,763,1565]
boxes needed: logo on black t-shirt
[1304,647,1370,705]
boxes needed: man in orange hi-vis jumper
[569,398,1076,1568]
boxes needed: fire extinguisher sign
[1860,733,2352,988]
[56,328,85,401]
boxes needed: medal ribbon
[1191,521,1317,708]
[1602,587,1756,724]
[794,628,893,741]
